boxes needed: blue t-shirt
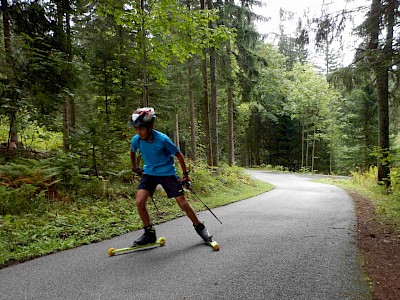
[131,130,179,176]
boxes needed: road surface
[0,171,370,299]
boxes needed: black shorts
[138,175,184,198]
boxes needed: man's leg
[136,189,152,226]
[176,195,212,242]
[165,176,212,242]
[175,195,201,225]
[132,189,157,246]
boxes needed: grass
[317,175,400,232]
[0,169,273,268]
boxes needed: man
[130,107,212,246]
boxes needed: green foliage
[98,0,234,84]
[186,162,254,194]
[0,158,62,214]
[0,159,58,185]
[0,154,111,214]
[0,164,272,267]
[324,166,400,233]
[370,146,393,168]
[0,199,141,265]
[0,185,47,215]
[351,165,400,223]
[1,0,398,179]
[235,43,301,168]
[286,62,337,122]
[284,62,342,172]
[0,0,77,131]
[351,166,378,185]
[69,119,127,177]
[0,116,63,151]
[390,167,400,194]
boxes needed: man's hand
[180,175,191,189]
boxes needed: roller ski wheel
[207,240,220,251]
[194,223,219,251]
[107,237,166,256]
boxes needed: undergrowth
[319,166,400,232]
[0,159,273,267]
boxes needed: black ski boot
[132,225,157,246]
[194,223,212,243]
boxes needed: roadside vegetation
[319,167,400,233]
[255,163,400,233]
[0,156,273,268]
[319,166,400,300]
[255,160,400,229]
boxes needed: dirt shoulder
[350,191,400,300]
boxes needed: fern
[0,159,62,189]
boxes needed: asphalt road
[0,171,370,300]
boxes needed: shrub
[390,167,400,195]
[0,184,47,214]
[0,159,63,214]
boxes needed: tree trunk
[63,100,71,150]
[301,124,304,169]
[59,2,69,150]
[227,84,234,166]
[312,122,316,172]
[139,0,148,107]
[305,124,309,170]
[301,120,305,169]
[1,0,12,77]
[226,42,235,166]
[209,45,218,166]
[188,57,197,161]
[376,70,390,183]
[65,0,75,132]
[329,142,333,175]
[207,0,218,166]
[56,0,75,150]
[57,1,69,150]
[200,0,212,166]
[377,0,396,184]
[117,26,129,106]
[201,58,212,166]
[1,0,18,146]
[367,0,391,185]
[174,113,180,149]
[104,59,110,124]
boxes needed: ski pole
[150,194,160,215]
[187,186,222,224]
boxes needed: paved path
[0,171,370,299]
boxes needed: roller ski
[195,223,220,251]
[108,225,166,256]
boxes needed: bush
[0,156,94,214]
[390,167,400,195]
[0,159,63,214]
[0,184,47,214]
[351,166,377,184]
[0,158,62,189]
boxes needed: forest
[1,0,400,189]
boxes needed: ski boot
[194,222,212,243]
[194,222,220,251]
[132,225,157,246]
